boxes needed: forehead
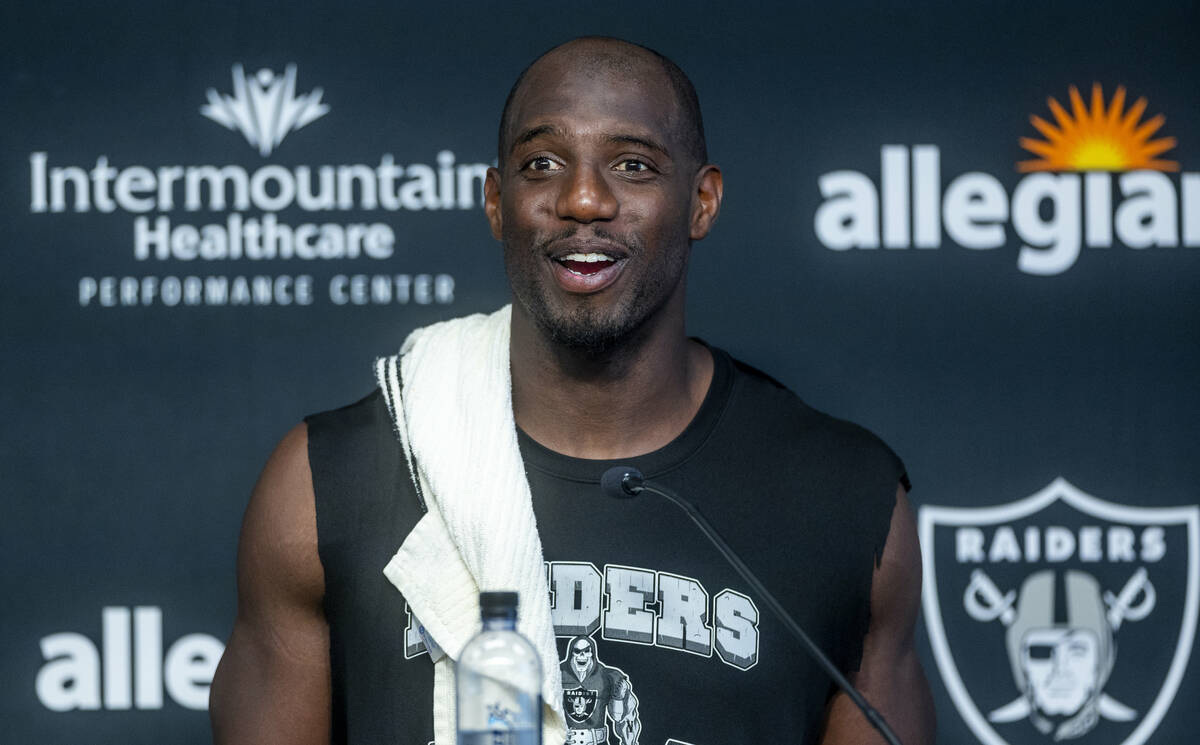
[505,52,680,153]
[572,640,592,651]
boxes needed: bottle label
[414,618,446,663]
[456,730,539,745]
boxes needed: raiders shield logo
[564,687,598,724]
[919,478,1198,745]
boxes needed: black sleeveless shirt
[306,347,906,745]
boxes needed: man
[560,635,640,745]
[210,36,935,745]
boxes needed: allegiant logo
[814,85,1199,275]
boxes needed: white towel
[375,304,566,745]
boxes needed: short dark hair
[497,37,708,168]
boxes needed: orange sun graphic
[1018,84,1178,172]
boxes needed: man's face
[572,640,594,667]
[1020,627,1102,716]
[487,51,709,351]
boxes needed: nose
[1048,645,1071,679]
[556,162,618,223]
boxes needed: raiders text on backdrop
[956,524,1165,564]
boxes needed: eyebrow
[603,133,671,159]
[509,125,672,160]
[511,124,562,152]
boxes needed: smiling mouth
[546,246,628,294]
[556,252,618,275]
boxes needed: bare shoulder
[870,485,923,634]
[210,422,330,745]
[238,422,324,603]
[821,484,935,745]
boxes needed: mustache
[532,226,642,256]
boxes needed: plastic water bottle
[456,591,542,745]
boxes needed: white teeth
[561,252,615,263]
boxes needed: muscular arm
[606,669,641,745]
[820,485,935,745]
[210,423,331,745]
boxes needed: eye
[523,156,562,172]
[614,159,652,173]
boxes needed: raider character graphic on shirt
[560,635,641,745]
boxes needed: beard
[504,226,688,356]
[533,299,644,355]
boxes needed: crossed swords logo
[963,567,1156,724]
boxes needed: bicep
[821,484,935,745]
[210,423,331,745]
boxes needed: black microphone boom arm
[599,466,903,745]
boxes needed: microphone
[599,466,643,498]
[600,466,903,745]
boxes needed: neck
[510,300,712,460]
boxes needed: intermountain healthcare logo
[28,63,488,308]
[201,64,329,157]
[920,479,1199,744]
[815,85,1200,275]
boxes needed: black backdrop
[3,2,1198,744]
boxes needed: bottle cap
[479,591,519,618]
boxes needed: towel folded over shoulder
[375,305,566,745]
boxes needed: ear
[689,164,723,241]
[484,166,504,240]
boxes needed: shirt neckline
[516,343,734,484]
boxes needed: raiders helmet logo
[564,687,598,724]
[919,478,1198,744]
